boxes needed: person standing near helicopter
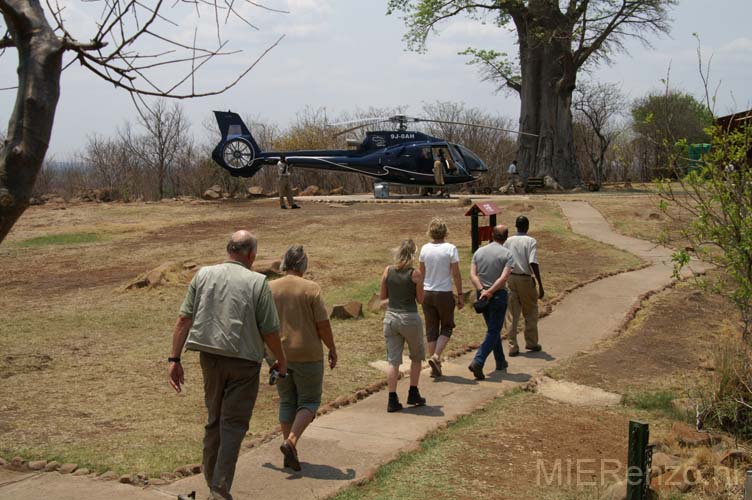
[278,155,300,210]
[433,150,446,196]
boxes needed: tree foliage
[658,123,752,338]
[632,90,714,176]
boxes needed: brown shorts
[422,290,455,342]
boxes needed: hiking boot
[291,204,301,209]
[468,362,485,380]
[428,355,442,377]
[280,205,288,209]
[280,440,301,471]
[525,345,542,352]
[407,387,426,406]
[496,361,509,372]
[508,348,520,357]
[387,393,403,413]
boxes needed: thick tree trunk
[515,9,580,189]
[0,0,63,242]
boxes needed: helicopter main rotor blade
[331,119,392,138]
[327,116,392,127]
[413,118,539,137]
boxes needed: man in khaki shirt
[504,216,544,356]
[168,230,286,500]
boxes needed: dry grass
[0,197,641,474]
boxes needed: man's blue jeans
[473,289,508,369]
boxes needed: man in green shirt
[168,230,287,500]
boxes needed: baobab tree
[387,0,676,187]
[0,0,284,243]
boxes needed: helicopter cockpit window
[455,145,486,173]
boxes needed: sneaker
[508,348,520,357]
[280,440,301,471]
[525,345,542,352]
[387,398,403,413]
[407,387,426,406]
[428,355,442,377]
[468,362,485,380]
[280,205,288,209]
[291,204,301,209]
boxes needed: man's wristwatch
[168,357,181,363]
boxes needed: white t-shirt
[419,242,459,292]
[508,162,518,175]
[278,160,291,177]
[504,234,538,275]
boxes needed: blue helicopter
[212,111,521,190]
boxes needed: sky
[1,0,750,159]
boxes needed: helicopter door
[416,147,434,173]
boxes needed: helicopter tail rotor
[212,111,265,177]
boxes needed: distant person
[269,245,336,471]
[380,239,426,412]
[168,230,286,500]
[505,159,520,193]
[278,155,300,209]
[419,218,464,377]
[504,216,544,356]
[468,225,513,380]
[433,150,446,195]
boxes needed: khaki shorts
[276,360,324,423]
[383,310,425,366]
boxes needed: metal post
[471,214,479,253]
[627,421,650,500]
[745,470,752,500]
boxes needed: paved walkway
[0,201,711,500]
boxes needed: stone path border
[0,201,711,500]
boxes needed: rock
[93,188,116,202]
[119,474,133,484]
[44,461,60,472]
[650,452,680,477]
[334,395,350,408]
[160,472,177,480]
[330,301,363,320]
[292,187,301,196]
[28,460,46,470]
[300,185,320,196]
[330,187,346,195]
[202,187,222,200]
[543,175,564,191]
[0,457,6,467]
[73,468,90,476]
[367,293,386,313]
[188,463,202,474]
[252,259,282,278]
[174,466,192,476]
[9,456,26,470]
[149,478,168,485]
[29,197,44,206]
[667,464,698,493]
[672,422,720,447]
[355,390,368,400]
[99,470,118,481]
[600,480,626,500]
[247,186,265,197]
[59,463,78,474]
[718,449,750,467]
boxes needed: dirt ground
[551,274,741,394]
[0,197,641,475]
